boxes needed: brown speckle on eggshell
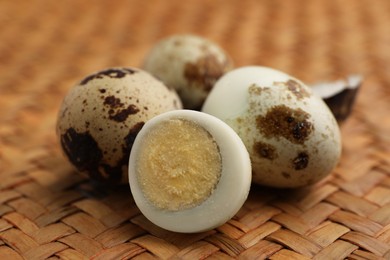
[79,68,137,85]
[256,105,314,145]
[143,34,233,109]
[202,66,342,188]
[57,67,182,184]
[253,141,277,160]
[281,79,311,100]
[292,152,309,170]
[184,53,228,92]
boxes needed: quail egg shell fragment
[57,67,182,185]
[202,66,342,188]
[143,34,233,109]
[128,110,251,233]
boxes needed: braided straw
[0,0,389,259]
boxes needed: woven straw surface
[1,0,390,259]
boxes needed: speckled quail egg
[143,34,233,109]
[202,66,342,188]
[128,110,251,233]
[57,67,182,184]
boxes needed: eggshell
[129,110,251,233]
[57,67,182,184]
[143,34,233,109]
[202,66,342,188]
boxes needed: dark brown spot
[256,105,313,144]
[79,68,136,85]
[125,122,145,149]
[104,96,124,108]
[292,152,309,170]
[184,54,229,91]
[253,141,277,160]
[108,104,140,122]
[123,122,145,154]
[60,128,132,184]
[96,68,131,79]
[60,128,103,174]
[80,74,101,86]
[282,172,291,178]
[99,89,106,93]
[285,80,310,100]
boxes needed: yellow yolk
[136,118,222,211]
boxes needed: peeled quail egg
[57,67,182,184]
[128,110,251,233]
[202,66,342,188]
[143,34,233,109]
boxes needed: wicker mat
[1,0,390,259]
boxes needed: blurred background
[3,0,389,82]
[1,0,389,155]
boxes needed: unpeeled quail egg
[143,34,233,109]
[128,110,251,233]
[202,66,342,188]
[57,67,182,184]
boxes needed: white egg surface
[128,110,251,233]
[143,34,233,109]
[202,66,342,188]
[57,67,182,184]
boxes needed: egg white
[202,66,342,188]
[128,110,251,233]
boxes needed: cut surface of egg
[128,110,251,233]
[202,66,342,188]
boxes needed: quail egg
[128,110,251,233]
[57,67,182,184]
[143,34,233,109]
[202,66,342,188]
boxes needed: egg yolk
[136,118,222,211]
